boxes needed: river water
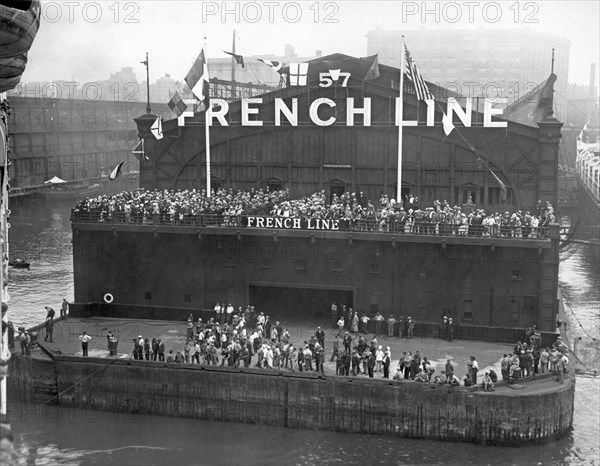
[6,199,600,465]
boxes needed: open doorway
[249,285,353,324]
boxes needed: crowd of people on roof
[72,187,556,238]
[72,188,289,225]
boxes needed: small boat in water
[8,257,30,268]
[42,182,102,201]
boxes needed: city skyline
[20,1,600,91]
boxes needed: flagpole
[204,37,212,197]
[397,36,405,204]
[231,29,237,99]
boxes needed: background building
[208,44,319,86]
[367,28,570,121]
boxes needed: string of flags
[256,58,283,73]
[109,161,125,180]
[150,116,163,139]
[168,91,187,117]
[224,50,244,67]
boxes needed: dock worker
[315,326,325,348]
[61,298,69,319]
[18,327,31,356]
[157,339,165,361]
[44,318,54,343]
[226,303,234,324]
[337,316,345,333]
[448,318,455,342]
[360,313,370,334]
[441,316,448,340]
[407,317,415,339]
[79,331,91,356]
[44,306,55,323]
[330,303,338,328]
[373,312,384,336]
[387,314,396,337]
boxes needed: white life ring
[103,293,114,304]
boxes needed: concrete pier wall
[9,354,575,446]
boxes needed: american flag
[404,44,434,101]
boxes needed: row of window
[11,130,137,153]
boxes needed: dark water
[7,199,600,465]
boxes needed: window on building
[462,300,473,323]
[266,178,284,192]
[144,291,152,300]
[329,183,345,202]
[456,187,481,205]
[184,293,192,303]
[260,258,271,269]
[370,295,378,313]
[509,299,519,323]
[295,259,307,273]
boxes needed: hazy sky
[22,1,600,88]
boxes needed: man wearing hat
[136,335,144,360]
[383,347,391,379]
[441,316,448,340]
[61,298,69,319]
[44,306,55,323]
[44,315,54,343]
[407,317,415,339]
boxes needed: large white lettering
[243,216,340,230]
[346,97,371,126]
[274,98,298,126]
[242,98,263,126]
[447,97,472,127]
[395,97,418,126]
[177,96,507,128]
[208,99,229,126]
[309,98,336,126]
[484,98,508,128]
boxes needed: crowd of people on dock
[9,298,570,390]
[72,187,555,238]
[104,302,463,388]
[499,324,571,385]
[109,301,570,390]
[329,304,426,340]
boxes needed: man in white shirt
[226,303,234,324]
[79,331,92,356]
[373,312,384,336]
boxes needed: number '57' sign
[319,71,351,88]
